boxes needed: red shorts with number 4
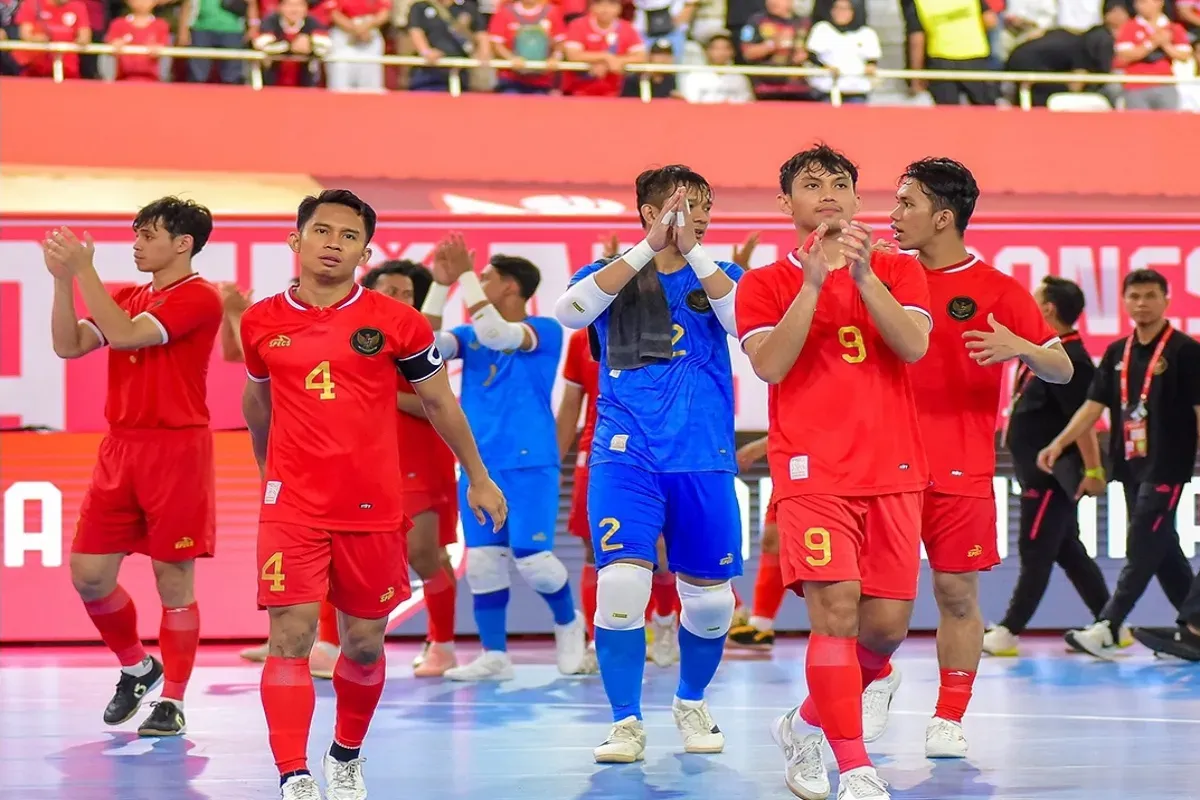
[775,492,923,600]
[568,462,590,538]
[921,490,999,573]
[403,486,459,547]
[257,521,412,619]
[73,428,216,563]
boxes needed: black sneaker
[137,700,186,737]
[103,656,164,725]
[1132,625,1200,662]
[725,624,776,651]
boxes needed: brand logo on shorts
[720,553,733,566]
[359,503,373,510]
[269,335,291,348]
[351,327,385,356]
[532,532,547,542]
[967,545,983,558]
[380,587,395,603]
[947,296,977,321]
[174,537,194,550]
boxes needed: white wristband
[683,243,720,279]
[458,270,487,307]
[623,239,656,272]
[421,281,450,315]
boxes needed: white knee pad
[595,564,653,632]
[678,579,735,639]
[465,546,511,595]
[513,550,568,594]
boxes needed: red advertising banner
[3,213,1200,433]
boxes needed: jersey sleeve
[1087,342,1118,405]
[885,254,932,327]
[393,304,444,385]
[562,329,586,384]
[568,260,605,288]
[733,268,782,349]
[721,261,745,282]
[240,306,269,382]
[104,18,128,41]
[525,316,564,356]
[82,285,138,346]
[144,283,223,345]
[1004,284,1059,348]
[450,323,476,357]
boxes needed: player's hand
[735,442,762,473]
[963,313,1028,366]
[871,238,898,254]
[467,476,508,532]
[645,188,684,252]
[42,236,71,280]
[436,233,476,283]
[220,282,254,316]
[1036,441,1063,473]
[42,227,95,276]
[732,231,760,269]
[676,197,698,255]
[1077,475,1105,500]
[839,221,874,282]
[600,232,621,260]
[797,223,830,289]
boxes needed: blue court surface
[2,637,1198,800]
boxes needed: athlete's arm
[556,381,585,459]
[397,391,428,419]
[51,277,104,359]
[220,313,245,363]
[460,272,539,352]
[1018,341,1073,384]
[1039,399,1105,471]
[742,283,820,385]
[411,367,490,485]
[242,379,272,476]
[681,243,739,337]
[735,435,769,471]
[74,265,171,350]
[855,271,930,363]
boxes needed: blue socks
[473,589,509,652]
[595,626,647,721]
[511,547,577,626]
[540,582,577,626]
[676,626,725,701]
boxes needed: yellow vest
[913,0,990,61]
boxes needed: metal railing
[1,39,1195,110]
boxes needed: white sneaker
[412,641,432,669]
[443,651,514,682]
[837,767,890,799]
[672,697,724,753]
[1064,620,1119,660]
[924,717,968,759]
[982,625,1019,657]
[770,707,830,800]
[554,611,588,675]
[322,753,366,800]
[280,774,323,800]
[575,641,600,675]
[593,715,646,763]
[861,666,900,743]
[650,613,681,668]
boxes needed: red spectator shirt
[735,251,931,498]
[562,15,643,96]
[1115,15,1190,89]
[84,273,223,430]
[105,15,170,81]
[240,285,444,531]
[562,327,600,461]
[259,0,336,26]
[396,377,457,495]
[336,0,389,19]
[15,0,89,78]
[488,1,566,89]
[907,256,1058,498]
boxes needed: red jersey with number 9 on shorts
[734,250,932,497]
[908,257,1059,498]
[240,285,444,531]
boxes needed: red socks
[798,641,892,728]
[751,552,786,622]
[333,654,387,750]
[83,585,147,667]
[581,563,598,639]
[650,571,680,618]
[804,635,870,773]
[423,565,457,644]
[317,601,340,647]
[160,602,200,703]
[262,656,316,775]
[934,669,975,723]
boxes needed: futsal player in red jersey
[240,190,505,800]
[871,158,1072,761]
[735,145,932,800]
[43,198,222,738]
[362,260,462,677]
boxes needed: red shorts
[765,495,777,526]
[921,490,1000,573]
[73,428,216,562]
[568,461,590,538]
[775,492,923,601]
[403,487,459,547]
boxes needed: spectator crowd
[0,0,1196,108]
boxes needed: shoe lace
[606,720,641,744]
[285,777,323,800]
[793,736,825,780]
[842,771,889,798]
[676,702,715,736]
[928,718,962,741]
[327,757,366,788]
[861,684,890,719]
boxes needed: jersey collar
[941,255,979,274]
[151,273,202,293]
[284,283,364,312]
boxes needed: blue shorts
[587,462,743,580]
[459,465,559,552]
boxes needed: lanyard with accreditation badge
[1120,325,1172,461]
[1002,332,1080,447]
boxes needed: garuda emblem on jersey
[686,289,712,313]
[351,327,384,356]
[947,296,977,321]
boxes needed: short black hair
[778,143,859,195]
[296,189,377,243]
[634,165,712,225]
[132,196,213,256]
[1040,276,1086,325]
[900,158,979,235]
[362,259,434,306]
[1123,268,1168,295]
[490,255,541,299]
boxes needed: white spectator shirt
[1006,0,1057,31]
[1057,0,1101,32]
[680,67,755,103]
[805,22,881,96]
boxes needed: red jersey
[1115,16,1190,89]
[15,0,89,78]
[105,15,170,81]
[397,378,456,492]
[488,1,566,89]
[240,285,443,531]
[562,327,600,455]
[735,250,931,498]
[908,256,1058,498]
[336,0,388,18]
[561,15,643,96]
[84,273,222,430]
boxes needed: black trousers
[1001,478,1110,634]
[926,57,999,106]
[1101,482,1195,629]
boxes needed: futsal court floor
[2,636,1197,800]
